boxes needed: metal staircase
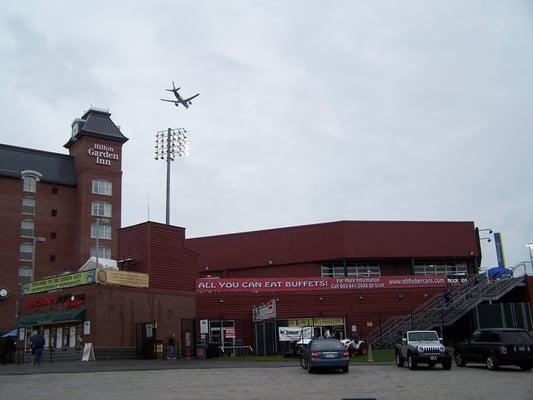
[367,275,526,348]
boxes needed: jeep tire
[407,354,417,370]
[395,352,405,367]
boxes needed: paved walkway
[0,358,389,375]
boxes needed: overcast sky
[1,1,532,271]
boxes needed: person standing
[30,331,45,365]
[167,332,177,360]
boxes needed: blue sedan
[300,339,350,373]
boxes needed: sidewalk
[0,358,391,375]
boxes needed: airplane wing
[160,99,178,103]
[183,94,200,102]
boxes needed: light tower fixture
[154,128,189,225]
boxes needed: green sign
[22,270,96,295]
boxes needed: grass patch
[351,348,394,363]
[210,349,395,363]
[213,355,290,361]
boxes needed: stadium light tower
[154,128,189,224]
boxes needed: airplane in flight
[160,81,199,108]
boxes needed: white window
[321,265,345,277]
[18,267,32,284]
[414,261,468,276]
[92,180,112,196]
[21,220,34,237]
[91,201,112,217]
[22,198,35,214]
[20,243,33,261]
[347,264,381,277]
[321,262,381,277]
[22,176,37,192]
[91,223,112,240]
[91,246,111,259]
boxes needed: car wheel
[342,366,349,373]
[520,364,532,372]
[486,354,499,371]
[308,366,314,374]
[442,359,452,370]
[395,352,405,367]
[408,354,417,370]
[454,352,466,367]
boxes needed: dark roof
[64,108,128,148]
[0,144,77,186]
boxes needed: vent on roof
[71,118,86,139]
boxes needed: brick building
[0,107,128,334]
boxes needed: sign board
[224,328,235,338]
[287,318,344,327]
[351,324,357,332]
[18,328,25,341]
[366,321,373,327]
[252,299,277,322]
[200,319,209,334]
[83,321,91,335]
[96,269,149,288]
[197,275,450,293]
[145,323,153,338]
[22,270,96,295]
[82,342,96,361]
[278,326,313,342]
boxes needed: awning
[16,308,86,327]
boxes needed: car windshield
[499,331,533,344]
[408,332,438,341]
[311,340,344,350]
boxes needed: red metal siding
[118,222,198,293]
[197,286,445,348]
[187,220,479,273]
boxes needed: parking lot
[1,361,532,400]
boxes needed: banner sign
[288,318,344,327]
[279,326,313,342]
[96,269,149,288]
[197,275,448,293]
[252,299,277,322]
[22,270,96,295]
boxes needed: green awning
[16,308,86,327]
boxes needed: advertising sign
[96,269,149,288]
[252,299,277,322]
[197,275,448,293]
[200,319,209,334]
[278,326,313,342]
[224,328,236,338]
[22,270,96,295]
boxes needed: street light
[95,217,111,268]
[31,236,46,281]
[154,128,189,225]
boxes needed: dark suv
[454,328,533,371]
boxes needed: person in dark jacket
[30,331,45,365]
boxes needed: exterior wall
[188,221,480,275]
[118,222,199,292]
[68,136,124,266]
[0,176,77,333]
[197,286,446,349]
[17,284,196,350]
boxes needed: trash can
[195,340,207,360]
